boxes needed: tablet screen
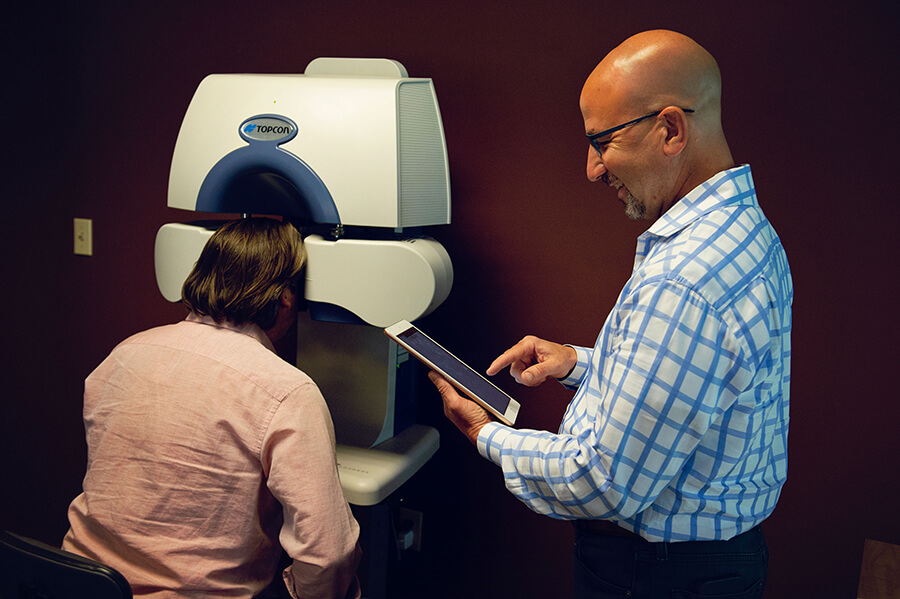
[396,327,513,416]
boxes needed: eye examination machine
[153,58,453,598]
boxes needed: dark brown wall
[3,1,898,597]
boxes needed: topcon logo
[239,115,297,143]
[243,123,292,135]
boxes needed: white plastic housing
[168,59,450,228]
[336,424,439,506]
[304,234,453,327]
[154,223,217,302]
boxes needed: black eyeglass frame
[587,108,695,154]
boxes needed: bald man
[431,30,791,597]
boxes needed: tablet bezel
[384,320,520,426]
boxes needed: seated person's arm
[264,384,361,599]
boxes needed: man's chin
[624,195,645,220]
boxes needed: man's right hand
[487,336,577,387]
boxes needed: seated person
[63,217,361,599]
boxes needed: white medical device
[154,58,451,507]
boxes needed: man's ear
[279,285,296,308]
[660,107,689,157]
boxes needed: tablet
[384,320,519,426]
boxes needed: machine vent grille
[398,82,450,227]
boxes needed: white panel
[153,223,218,302]
[303,234,453,327]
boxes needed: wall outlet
[74,218,93,256]
[397,507,424,552]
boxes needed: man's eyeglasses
[587,108,694,154]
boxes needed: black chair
[0,530,132,599]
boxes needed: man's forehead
[580,90,626,135]
[582,56,641,115]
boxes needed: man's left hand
[428,371,493,445]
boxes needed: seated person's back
[63,218,361,599]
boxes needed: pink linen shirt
[62,314,361,598]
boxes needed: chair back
[0,530,132,599]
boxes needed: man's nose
[586,146,606,181]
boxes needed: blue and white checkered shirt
[478,165,792,542]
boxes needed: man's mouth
[602,172,624,190]
[602,173,627,199]
[602,172,644,219]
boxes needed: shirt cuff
[476,421,512,466]
[557,345,590,388]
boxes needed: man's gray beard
[624,190,645,220]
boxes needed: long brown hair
[182,218,306,330]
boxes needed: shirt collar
[185,312,276,353]
[645,164,756,240]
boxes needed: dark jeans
[573,524,768,598]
